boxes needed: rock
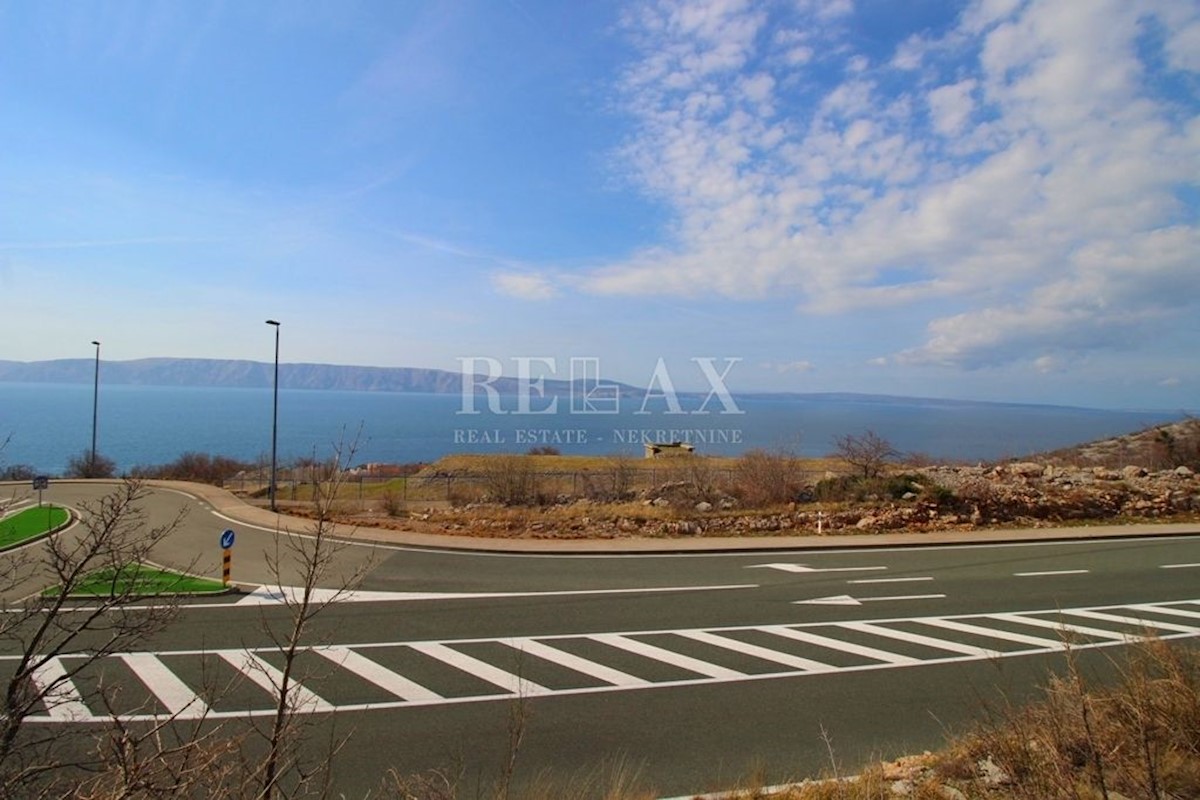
[652,497,670,507]
[1175,465,1194,477]
[889,779,913,796]
[855,516,877,529]
[938,787,967,800]
[1122,465,1148,479]
[1009,462,1043,477]
[902,492,917,500]
[694,501,713,512]
[976,755,1010,786]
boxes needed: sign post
[32,476,49,508]
[219,529,236,586]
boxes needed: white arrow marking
[793,593,946,606]
[747,563,887,574]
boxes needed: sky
[1,0,1197,410]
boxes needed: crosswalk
[11,598,1200,724]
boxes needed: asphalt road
[3,481,1200,798]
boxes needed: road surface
[3,480,1199,797]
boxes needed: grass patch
[0,505,69,548]
[43,563,228,598]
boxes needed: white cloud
[576,0,1200,373]
[491,272,558,300]
[762,359,814,374]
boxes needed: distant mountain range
[0,357,644,397]
[0,357,1177,414]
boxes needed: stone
[1122,465,1148,479]
[1175,465,1194,477]
[694,501,713,512]
[652,497,670,507]
[976,755,1010,786]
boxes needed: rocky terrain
[311,419,1200,541]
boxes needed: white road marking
[1065,609,1200,635]
[1161,563,1200,569]
[990,614,1130,642]
[407,642,551,697]
[588,634,745,680]
[30,658,91,721]
[18,598,1200,723]
[839,621,1001,658]
[316,646,443,702]
[794,594,945,606]
[846,576,933,584]
[1128,602,1200,620]
[1014,569,1090,577]
[499,638,650,687]
[761,626,921,665]
[119,653,208,717]
[747,563,887,574]
[916,618,1068,649]
[675,630,834,672]
[220,651,333,712]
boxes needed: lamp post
[266,320,280,512]
[90,340,101,476]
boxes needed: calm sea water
[0,382,1181,475]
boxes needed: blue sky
[1,0,1197,410]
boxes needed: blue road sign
[220,529,236,549]
[32,476,49,491]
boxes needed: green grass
[44,563,228,598]
[0,505,69,548]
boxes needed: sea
[0,382,1185,475]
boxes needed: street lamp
[90,340,101,476]
[266,320,281,512]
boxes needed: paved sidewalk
[150,480,1200,553]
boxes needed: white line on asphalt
[845,576,933,584]
[674,630,835,673]
[990,614,1131,642]
[8,583,759,615]
[407,642,551,697]
[17,598,1200,723]
[316,646,443,702]
[1067,609,1200,635]
[220,651,333,712]
[119,653,209,717]
[762,626,921,665]
[589,634,746,680]
[916,618,1068,649]
[1014,569,1090,576]
[499,638,651,687]
[746,563,888,573]
[1161,563,1200,569]
[794,594,946,605]
[30,658,91,722]
[1127,602,1200,620]
[838,621,1001,658]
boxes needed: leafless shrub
[481,456,544,506]
[831,430,897,479]
[732,450,805,507]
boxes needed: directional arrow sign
[794,594,946,606]
[748,563,887,574]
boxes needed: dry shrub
[946,638,1200,799]
[733,450,805,508]
[481,455,544,506]
[581,457,637,502]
